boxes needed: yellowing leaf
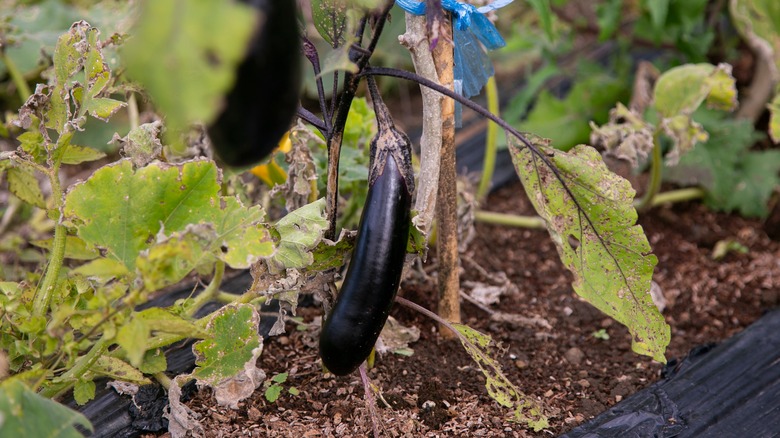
[653,63,737,117]
[509,138,670,363]
[7,166,45,208]
[192,304,261,385]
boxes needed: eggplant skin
[207,0,301,168]
[319,154,412,376]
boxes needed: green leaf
[509,139,670,362]
[139,348,168,374]
[69,257,130,279]
[0,378,93,437]
[653,63,737,117]
[215,198,274,268]
[116,317,150,368]
[31,235,100,260]
[66,159,273,274]
[664,111,776,218]
[527,0,555,41]
[643,0,670,30]
[272,198,328,269]
[92,356,151,385]
[73,378,96,406]
[59,144,107,165]
[7,166,45,208]
[122,0,259,136]
[271,372,288,384]
[135,307,208,338]
[452,324,549,431]
[309,232,355,271]
[519,69,628,151]
[311,0,348,47]
[137,227,216,291]
[192,304,261,385]
[319,44,359,77]
[265,384,282,403]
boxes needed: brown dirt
[148,181,780,437]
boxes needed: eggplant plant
[4,0,742,435]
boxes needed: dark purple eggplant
[207,0,301,167]
[318,77,414,376]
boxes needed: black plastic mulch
[561,307,780,438]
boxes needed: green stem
[649,187,706,207]
[33,168,67,317]
[40,337,110,398]
[183,260,226,318]
[154,372,172,390]
[635,131,663,212]
[474,210,546,229]
[127,93,140,130]
[0,49,32,101]
[477,76,499,201]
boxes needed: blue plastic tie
[396,0,511,126]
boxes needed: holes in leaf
[567,235,580,251]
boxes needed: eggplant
[318,77,414,376]
[207,0,301,167]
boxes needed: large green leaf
[122,0,258,136]
[0,379,93,437]
[64,159,273,273]
[509,138,669,363]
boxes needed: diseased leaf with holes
[64,160,220,270]
[136,227,215,291]
[109,121,164,167]
[0,379,93,436]
[509,138,669,363]
[122,0,258,138]
[91,356,151,385]
[192,304,261,385]
[71,26,124,120]
[64,159,273,276]
[452,324,549,431]
[272,198,328,269]
[214,198,274,268]
[310,231,355,271]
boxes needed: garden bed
[116,179,780,437]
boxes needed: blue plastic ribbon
[396,0,511,125]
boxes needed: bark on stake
[433,20,461,337]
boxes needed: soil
[146,181,780,438]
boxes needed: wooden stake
[432,21,461,338]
